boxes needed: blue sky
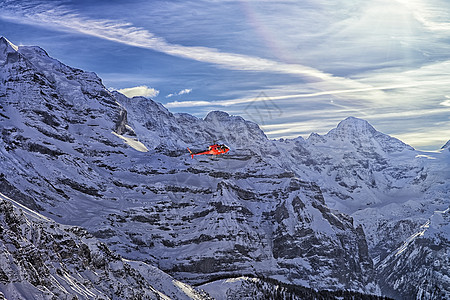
[1,0,449,150]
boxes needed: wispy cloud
[178,88,192,95]
[7,0,445,110]
[165,81,436,108]
[117,85,159,98]
[395,0,450,33]
[0,0,380,97]
[166,88,192,98]
[260,106,450,150]
[440,98,450,107]
[393,128,450,150]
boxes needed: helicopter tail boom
[187,147,194,159]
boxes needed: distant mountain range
[1,36,448,299]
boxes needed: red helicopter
[187,143,230,159]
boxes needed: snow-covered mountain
[1,36,448,299]
[0,192,211,300]
[273,118,449,299]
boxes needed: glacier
[0,36,449,299]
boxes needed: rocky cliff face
[1,36,448,299]
[376,208,449,300]
[0,193,210,300]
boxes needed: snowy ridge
[0,36,449,299]
[0,193,210,300]
[0,37,18,65]
[114,91,270,153]
[0,37,18,51]
[325,117,414,153]
[442,139,450,150]
[377,207,449,300]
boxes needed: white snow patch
[200,276,258,300]
[225,276,257,284]
[435,207,449,214]
[112,131,148,152]
[0,193,52,223]
[415,154,437,160]
[395,220,430,256]
[3,37,19,51]
[172,280,205,300]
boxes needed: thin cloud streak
[261,107,449,131]
[0,1,378,96]
[394,129,450,150]
[165,81,444,108]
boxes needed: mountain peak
[204,110,231,122]
[327,116,377,138]
[0,36,18,52]
[0,37,19,64]
[337,116,376,133]
[324,117,414,152]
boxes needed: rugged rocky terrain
[1,36,448,299]
[0,193,210,299]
